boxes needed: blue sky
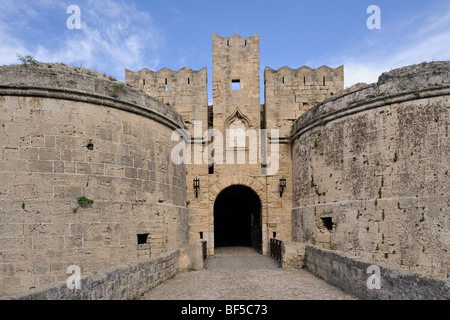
[1,0,450,104]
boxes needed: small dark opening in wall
[208,105,213,128]
[200,232,204,239]
[321,217,333,231]
[143,79,146,89]
[227,40,230,49]
[209,165,214,175]
[165,78,168,91]
[137,234,149,245]
[303,77,306,86]
[188,78,190,88]
[282,77,285,88]
[86,143,94,151]
[244,40,247,49]
[273,232,277,238]
[323,76,326,86]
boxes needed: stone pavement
[205,247,281,270]
[141,247,358,300]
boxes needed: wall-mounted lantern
[279,177,286,198]
[193,177,200,198]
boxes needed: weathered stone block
[32,237,65,250]
[76,163,91,175]
[27,161,53,173]
[98,153,116,164]
[19,148,39,160]
[45,136,56,148]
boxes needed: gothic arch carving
[225,108,251,129]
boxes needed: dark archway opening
[214,185,262,251]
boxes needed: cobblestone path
[141,247,357,300]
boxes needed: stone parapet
[0,64,185,131]
[291,61,450,140]
[304,245,450,300]
[2,250,180,300]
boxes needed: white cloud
[0,0,42,65]
[0,24,24,65]
[0,0,164,80]
[342,2,450,88]
[344,62,383,89]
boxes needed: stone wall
[125,67,208,134]
[212,33,260,126]
[178,241,205,272]
[125,34,298,255]
[304,245,450,300]
[125,67,210,251]
[265,65,344,137]
[263,65,344,247]
[0,64,189,296]
[291,62,450,278]
[3,250,179,300]
[281,242,305,270]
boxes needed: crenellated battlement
[125,66,208,104]
[125,66,208,133]
[126,67,207,92]
[264,65,344,137]
[212,33,260,54]
[265,65,343,90]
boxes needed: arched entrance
[214,185,262,252]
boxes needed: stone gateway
[126,34,345,257]
[0,34,448,299]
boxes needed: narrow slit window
[303,77,306,86]
[282,77,285,88]
[244,40,247,49]
[232,80,241,91]
[208,105,213,128]
[143,79,146,89]
[199,232,204,240]
[188,78,190,88]
[227,40,230,49]
[165,78,168,91]
[323,76,326,86]
[209,165,214,175]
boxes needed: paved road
[141,247,357,300]
[205,247,281,270]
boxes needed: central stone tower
[212,33,261,132]
[209,34,268,253]
[125,33,344,257]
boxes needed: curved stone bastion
[290,62,449,278]
[0,64,189,296]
